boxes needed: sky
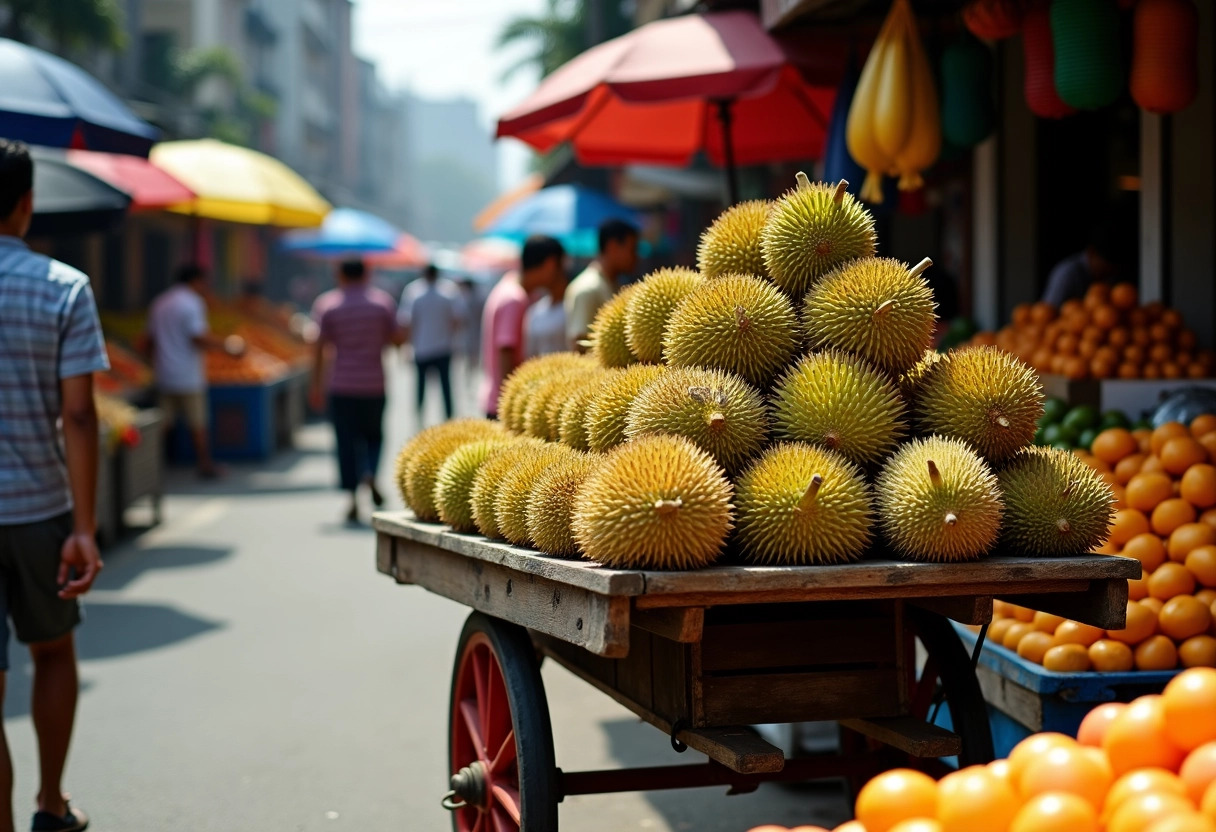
[351,0,548,194]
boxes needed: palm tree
[2,0,125,52]
[497,0,588,81]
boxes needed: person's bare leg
[0,673,15,832]
[192,427,217,477]
[29,634,76,817]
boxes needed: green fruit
[735,442,873,565]
[998,447,1115,557]
[663,274,800,388]
[1132,418,1153,431]
[584,364,667,452]
[470,439,546,538]
[1051,442,1073,452]
[1041,423,1065,446]
[434,439,512,532]
[498,352,596,432]
[624,267,703,364]
[914,345,1044,465]
[494,443,576,547]
[761,174,878,299]
[399,419,506,521]
[1078,428,1099,451]
[1041,397,1069,425]
[1061,405,1099,433]
[624,366,768,474]
[1055,425,1080,446]
[875,436,1004,562]
[803,256,937,375]
[771,350,906,468]
[697,199,771,280]
[572,434,733,570]
[1100,410,1131,430]
[526,453,597,558]
[1034,426,1049,446]
[590,284,641,368]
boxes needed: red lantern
[963,0,1028,39]
[1131,0,1199,113]
[1023,2,1076,118]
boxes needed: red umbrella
[496,11,840,202]
[65,148,194,210]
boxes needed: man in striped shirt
[310,260,405,524]
[0,140,104,831]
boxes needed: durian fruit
[914,345,1044,465]
[470,438,546,538]
[735,442,874,565]
[495,443,577,547]
[663,274,800,388]
[497,352,594,432]
[558,377,608,451]
[803,256,937,375]
[584,364,666,452]
[898,348,944,405]
[771,351,906,468]
[875,436,1004,562]
[526,453,597,557]
[697,200,771,280]
[998,447,1115,556]
[589,283,641,368]
[397,419,505,520]
[624,366,767,474]
[761,174,878,299]
[433,438,512,532]
[523,365,601,440]
[624,268,703,364]
[573,434,733,570]
[536,368,605,442]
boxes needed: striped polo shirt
[0,236,109,525]
[311,283,397,396]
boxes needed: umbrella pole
[715,99,739,205]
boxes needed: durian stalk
[707,412,726,431]
[927,459,943,487]
[795,171,811,190]
[735,306,751,332]
[874,299,897,319]
[654,498,683,515]
[944,512,958,526]
[909,257,933,279]
[833,180,850,204]
[1057,518,1072,534]
[799,474,825,510]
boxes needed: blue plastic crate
[168,380,282,461]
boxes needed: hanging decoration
[963,0,1028,40]
[941,33,997,147]
[1052,0,1124,111]
[1130,0,1199,114]
[1022,1,1076,118]
[847,0,941,202]
[824,56,898,208]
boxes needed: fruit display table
[114,407,165,531]
[372,511,1138,831]
[169,377,287,462]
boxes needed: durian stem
[944,512,958,526]
[833,180,850,204]
[995,415,1011,428]
[874,300,897,319]
[735,305,751,332]
[707,412,726,431]
[654,498,683,516]
[909,257,934,279]
[927,460,943,487]
[1057,518,1072,534]
[800,474,824,509]
[795,171,811,191]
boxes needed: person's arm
[566,289,593,352]
[58,373,103,598]
[309,335,327,411]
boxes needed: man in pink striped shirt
[310,261,405,524]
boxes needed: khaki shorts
[159,391,209,430]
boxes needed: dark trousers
[329,394,386,492]
[415,353,453,419]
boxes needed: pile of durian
[395,175,1115,571]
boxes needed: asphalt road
[2,360,849,831]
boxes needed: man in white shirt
[564,218,639,351]
[147,265,243,478]
[524,266,568,358]
[399,264,464,423]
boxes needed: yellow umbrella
[150,139,330,227]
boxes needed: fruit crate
[169,378,284,462]
[115,407,164,529]
[949,623,1176,757]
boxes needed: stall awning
[64,149,194,210]
[29,147,130,235]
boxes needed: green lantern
[1052,0,1124,110]
[941,33,997,147]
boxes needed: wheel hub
[450,760,489,808]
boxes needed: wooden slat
[910,596,994,626]
[1000,577,1130,630]
[393,539,632,657]
[633,607,704,643]
[650,636,693,725]
[700,618,896,673]
[614,629,653,713]
[376,533,394,576]
[975,665,1044,733]
[838,717,962,758]
[700,669,903,726]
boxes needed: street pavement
[3,359,849,831]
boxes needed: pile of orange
[205,344,289,385]
[970,283,1214,381]
[233,322,311,367]
[99,339,153,394]
[749,668,1216,832]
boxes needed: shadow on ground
[94,545,233,592]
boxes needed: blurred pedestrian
[0,139,104,832]
[525,260,568,358]
[565,218,640,350]
[399,264,463,423]
[480,236,564,419]
[456,277,484,369]
[147,265,244,479]
[310,260,405,525]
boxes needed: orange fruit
[1181,636,1216,669]
[1008,604,1035,623]
[1161,596,1214,641]
[1090,639,1136,671]
[1132,569,1151,600]
[937,765,1019,832]
[1157,424,1195,456]
[1017,631,1056,664]
[1008,733,1078,788]
[1095,429,1140,465]
[1144,596,1167,614]
[1033,611,1066,633]
[1183,466,1216,509]
[989,758,1013,785]
[887,822,941,832]
[1189,547,1216,587]
[1078,702,1127,747]
[1196,589,1216,607]
[1002,622,1034,651]
[1203,508,1216,528]
[1108,792,1197,832]
[1129,476,1175,513]
[1145,456,1169,474]
[1011,792,1098,832]
[1137,428,1156,452]
[1107,768,1189,817]
[1156,499,1200,537]
[1105,695,1188,775]
[988,618,1015,645]
[1164,669,1216,751]
[1200,436,1216,465]
[1021,742,1113,809]
[1137,635,1182,671]
[1150,563,1199,600]
[1144,814,1216,832]
[855,768,939,832]
[1119,361,1142,379]
[1043,643,1092,672]
[1112,508,1154,545]
[1181,744,1216,803]
[1164,439,1211,477]
[1054,620,1105,647]
[1193,417,1216,438]
[834,824,869,832]
[1111,283,1139,310]
[1205,780,1216,820]
[1126,533,1169,572]
[1116,453,1148,484]
[1173,525,1216,562]
[1108,600,1159,645]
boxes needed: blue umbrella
[0,38,158,157]
[482,184,641,258]
[280,207,400,256]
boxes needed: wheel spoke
[492,784,522,825]
[490,729,516,774]
[460,699,486,756]
[471,813,485,832]
[472,650,488,746]
[491,805,517,832]
[484,653,499,751]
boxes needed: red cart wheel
[447,613,558,832]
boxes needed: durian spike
[707,412,726,431]
[799,474,825,509]
[654,498,683,515]
[927,459,943,487]
[795,171,811,190]
[833,180,850,204]
[874,299,897,319]
[909,257,933,279]
[944,512,959,526]
[735,305,751,332]
[1057,518,1072,534]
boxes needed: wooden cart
[373,511,1139,832]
